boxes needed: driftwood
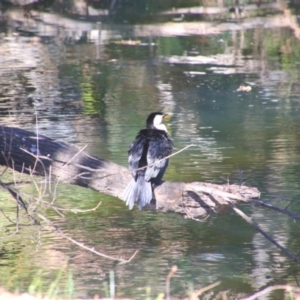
[0,125,260,220]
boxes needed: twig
[165,265,178,300]
[20,149,55,204]
[118,250,139,265]
[18,136,193,186]
[15,205,20,233]
[32,111,40,174]
[51,200,102,213]
[229,202,300,264]
[0,180,27,209]
[36,212,138,264]
[0,165,8,176]
[241,284,300,300]
[134,144,194,172]
[0,179,40,225]
[160,144,194,161]
[189,281,221,300]
[69,144,195,182]
[20,148,52,166]
[12,160,17,186]
[0,208,17,224]
[62,145,87,167]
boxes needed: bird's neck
[147,124,168,132]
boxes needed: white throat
[154,123,168,132]
[153,114,167,132]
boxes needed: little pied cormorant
[123,112,173,210]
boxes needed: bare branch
[62,144,87,167]
[0,208,17,225]
[36,211,138,264]
[52,201,102,213]
[165,265,178,300]
[0,179,40,225]
[134,144,194,172]
[189,281,221,300]
[251,199,300,220]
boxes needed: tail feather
[123,176,153,210]
[137,177,152,210]
[123,179,136,209]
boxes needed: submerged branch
[229,202,300,264]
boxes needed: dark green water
[0,0,300,299]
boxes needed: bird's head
[146,112,169,131]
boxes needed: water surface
[0,0,300,298]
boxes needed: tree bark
[0,126,260,220]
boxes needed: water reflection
[0,0,300,298]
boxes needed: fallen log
[0,125,260,220]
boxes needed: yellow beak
[163,114,171,120]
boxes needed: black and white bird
[123,112,173,210]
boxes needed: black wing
[128,129,173,181]
[144,130,173,181]
[128,132,148,178]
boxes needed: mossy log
[0,126,260,220]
